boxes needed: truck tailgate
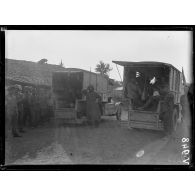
[129,110,164,131]
[55,108,76,119]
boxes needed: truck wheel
[172,108,178,132]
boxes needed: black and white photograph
[2,28,193,167]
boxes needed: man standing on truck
[85,85,101,127]
[126,76,142,109]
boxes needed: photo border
[0,25,194,171]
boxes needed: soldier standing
[85,85,101,127]
[30,87,37,127]
[5,86,12,162]
[7,85,22,137]
[33,88,40,127]
[126,77,142,109]
[23,86,32,127]
[15,84,25,133]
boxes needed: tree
[95,61,112,77]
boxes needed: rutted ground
[6,116,188,165]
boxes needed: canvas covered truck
[52,69,114,125]
[113,61,185,132]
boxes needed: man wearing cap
[126,76,142,109]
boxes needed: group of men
[126,75,175,134]
[5,84,54,139]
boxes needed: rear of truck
[52,71,85,124]
[113,61,182,131]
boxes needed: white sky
[5,30,193,82]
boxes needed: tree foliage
[95,61,112,77]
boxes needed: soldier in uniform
[5,86,9,138]
[126,76,142,109]
[159,84,175,135]
[30,87,38,127]
[15,84,25,133]
[39,88,47,123]
[6,85,21,137]
[23,86,32,127]
[85,85,101,127]
[5,86,12,162]
[137,87,161,111]
[47,91,54,121]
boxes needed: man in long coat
[126,77,142,109]
[86,85,101,127]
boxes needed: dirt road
[6,116,189,165]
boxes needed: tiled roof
[5,59,66,86]
[65,68,99,76]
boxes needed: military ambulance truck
[52,69,113,125]
[113,61,185,132]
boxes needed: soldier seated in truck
[126,76,142,109]
[137,87,161,111]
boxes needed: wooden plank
[129,121,164,131]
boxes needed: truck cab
[113,61,185,131]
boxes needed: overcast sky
[5,30,192,82]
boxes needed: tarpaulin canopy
[112,61,180,72]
